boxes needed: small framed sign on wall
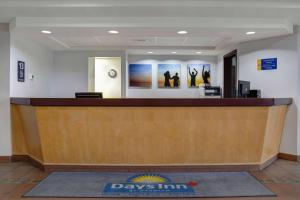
[17,61,25,82]
[257,58,277,71]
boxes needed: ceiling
[2,0,300,55]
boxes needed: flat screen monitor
[238,80,250,98]
[75,92,103,98]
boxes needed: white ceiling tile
[56,37,99,47]
[184,37,223,46]
[155,37,187,46]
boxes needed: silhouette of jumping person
[164,71,171,87]
[189,67,198,87]
[202,66,211,85]
[171,72,180,87]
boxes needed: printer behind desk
[204,86,221,97]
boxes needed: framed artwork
[129,64,152,88]
[187,64,211,87]
[158,64,181,88]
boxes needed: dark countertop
[10,97,293,107]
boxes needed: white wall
[51,51,126,97]
[0,24,11,156]
[127,55,218,98]
[10,34,54,97]
[238,36,298,98]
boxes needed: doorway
[88,57,122,98]
[223,50,238,98]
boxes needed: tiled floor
[0,159,300,200]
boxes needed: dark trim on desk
[43,164,261,173]
[9,154,279,172]
[260,156,278,170]
[10,155,44,171]
[8,153,299,172]
[273,98,293,106]
[10,155,29,162]
[10,98,293,107]
[10,98,30,105]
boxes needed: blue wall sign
[257,58,277,71]
[18,61,25,82]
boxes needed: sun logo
[127,174,171,183]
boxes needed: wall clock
[108,69,117,78]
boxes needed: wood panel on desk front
[34,106,271,165]
[11,105,27,155]
[11,105,44,163]
[11,105,289,167]
[261,106,287,163]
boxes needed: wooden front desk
[10,98,292,171]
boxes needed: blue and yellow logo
[127,174,171,183]
[257,59,262,70]
[103,173,195,196]
[257,58,277,71]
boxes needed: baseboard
[9,154,278,172]
[43,164,262,172]
[11,155,29,162]
[0,156,10,163]
[10,155,44,171]
[259,155,278,170]
[278,153,300,162]
[28,156,45,171]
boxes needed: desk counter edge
[10,97,293,107]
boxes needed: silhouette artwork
[188,67,198,87]
[171,73,180,87]
[202,66,211,85]
[187,64,211,87]
[158,64,181,88]
[163,71,172,87]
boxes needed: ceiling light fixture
[172,51,177,54]
[246,31,256,35]
[196,51,202,54]
[41,30,52,34]
[108,30,119,34]
[177,31,188,35]
[147,51,153,54]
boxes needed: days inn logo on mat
[103,173,196,196]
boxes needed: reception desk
[11,98,292,172]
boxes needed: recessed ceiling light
[41,30,52,34]
[196,51,202,54]
[177,30,188,35]
[108,30,119,34]
[246,31,256,35]
[172,51,177,54]
[147,51,153,54]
